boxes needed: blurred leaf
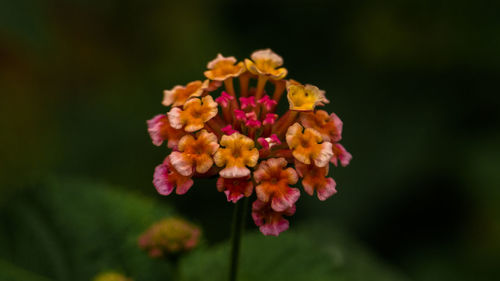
[0,259,53,281]
[180,223,408,281]
[0,178,177,281]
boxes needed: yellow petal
[286,81,329,111]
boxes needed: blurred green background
[1,0,499,280]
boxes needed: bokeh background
[1,0,499,280]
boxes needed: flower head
[244,49,288,80]
[148,49,351,236]
[252,200,295,236]
[300,110,342,142]
[163,80,209,107]
[169,130,219,176]
[217,176,253,203]
[214,133,259,178]
[138,217,201,258]
[153,156,194,195]
[287,80,329,111]
[295,161,337,201]
[168,95,218,132]
[204,54,245,81]
[253,158,300,212]
[286,123,333,167]
[147,114,185,148]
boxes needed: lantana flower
[286,80,329,111]
[217,176,253,203]
[147,49,351,236]
[252,199,296,236]
[168,95,218,132]
[299,110,343,142]
[147,114,186,148]
[253,158,299,212]
[295,160,336,201]
[169,130,219,176]
[138,217,201,258]
[214,133,259,178]
[163,80,209,107]
[153,156,194,195]
[204,54,245,81]
[286,122,333,167]
[244,49,288,80]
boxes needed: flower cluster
[138,217,201,258]
[148,49,351,236]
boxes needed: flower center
[232,147,242,158]
[300,138,310,148]
[191,108,203,118]
[192,143,205,154]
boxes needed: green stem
[229,197,249,281]
[167,255,181,281]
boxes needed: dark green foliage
[0,180,410,281]
[0,179,175,281]
[181,224,408,281]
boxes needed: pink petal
[283,204,296,216]
[270,187,300,212]
[169,151,194,176]
[251,200,295,236]
[329,113,343,142]
[301,180,315,196]
[260,218,289,236]
[331,143,352,167]
[255,184,271,203]
[216,177,225,192]
[147,114,167,146]
[153,163,175,196]
[225,190,244,203]
[176,178,194,195]
[217,177,253,203]
[317,178,337,201]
